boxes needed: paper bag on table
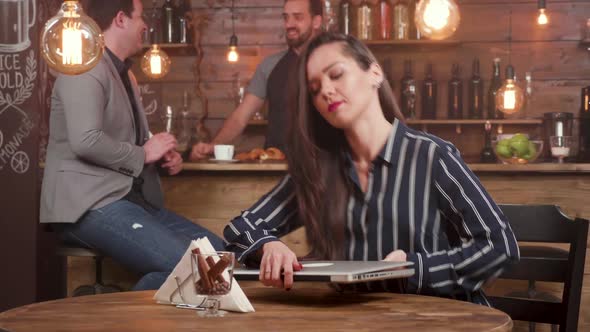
[153,237,255,313]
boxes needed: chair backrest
[489,204,588,332]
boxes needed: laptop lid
[234,260,414,283]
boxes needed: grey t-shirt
[246,49,289,99]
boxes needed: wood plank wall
[136,0,590,159]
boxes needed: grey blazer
[40,54,164,224]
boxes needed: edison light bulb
[227,46,239,62]
[141,45,171,79]
[41,1,104,75]
[227,35,239,63]
[537,8,549,25]
[495,66,524,115]
[414,0,461,40]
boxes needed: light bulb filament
[537,9,548,25]
[504,86,516,110]
[62,20,83,65]
[227,46,239,62]
[150,53,162,75]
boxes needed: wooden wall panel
[138,0,590,159]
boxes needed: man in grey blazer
[40,0,223,290]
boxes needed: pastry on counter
[235,147,286,161]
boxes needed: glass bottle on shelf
[340,0,352,35]
[400,59,417,119]
[392,0,409,40]
[177,90,195,154]
[468,58,484,119]
[480,121,497,163]
[144,0,161,44]
[323,0,340,32]
[487,58,504,119]
[407,0,421,40]
[177,0,192,44]
[374,0,392,40]
[162,0,179,43]
[421,63,437,119]
[447,63,463,119]
[521,72,533,119]
[355,0,372,40]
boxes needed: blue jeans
[58,200,224,291]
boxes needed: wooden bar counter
[166,161,590,240]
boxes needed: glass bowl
[492,137,543,164]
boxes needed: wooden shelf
[406,119,542,125]
[365,39,460,47]
[406,119,542,134]
[141,43,195,56]
[242,118,540,133]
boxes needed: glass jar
[373,0,392,40]
[323,1,340,32]
[355,0,372,40]
[392,0,409,40]
[340,0,352,35]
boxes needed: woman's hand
[259,241,302,290]
[383,250,407,262]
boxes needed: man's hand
[143,133,177,164]
[190,142,214,161]
[160,150,183,175]
[259,241,302,290]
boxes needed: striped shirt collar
[344,118,407,190]
[345,117,407,169]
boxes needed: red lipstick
[328,101,342,113]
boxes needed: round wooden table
[0,288,512,331]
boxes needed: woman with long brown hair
[224,32,519,305]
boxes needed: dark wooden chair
[488,204,588,332]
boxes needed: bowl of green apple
[493,133,543,164]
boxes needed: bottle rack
[406,119,543,134]
[245,119,542,134]
[364,40,461,47]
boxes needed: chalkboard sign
[138,82,162,124]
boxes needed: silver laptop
[234,260,414,283]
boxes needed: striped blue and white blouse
[224,119,520,305]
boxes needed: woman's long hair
[287,32,404,260]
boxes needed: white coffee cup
[214,145,234,160]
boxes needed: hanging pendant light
[227,0,239,62]
[537,0,549,25]
[414,0,461,40]
[497,10,524,115]
[141,44,171,79]
[41,1,104,75]
[496,65,524,114]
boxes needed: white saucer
[209,158,239,163]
